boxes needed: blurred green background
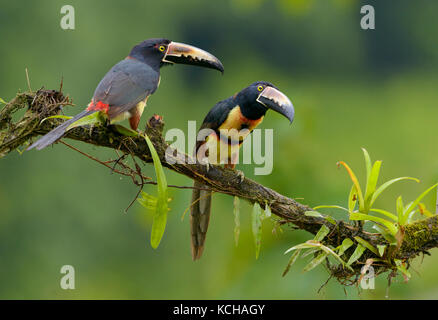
[0,0,437,299]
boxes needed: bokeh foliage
[0,0,437,299]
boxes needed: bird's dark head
[235,81,294,123]
[129,38,224,73]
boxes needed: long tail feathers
[190,180,212,260]
[27,110,96,151]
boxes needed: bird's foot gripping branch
[1,88,438,289]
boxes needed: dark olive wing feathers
[195,97,235,151]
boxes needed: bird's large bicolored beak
[162,41,224,73]
[257,87,294,123]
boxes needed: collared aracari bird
[190,81,294,260]
[28,38,224,150]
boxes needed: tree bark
[1,89,437,281]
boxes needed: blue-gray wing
[92,59,160,119]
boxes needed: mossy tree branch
[1,89,437,281]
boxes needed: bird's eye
[257,85,264,92]
[159,45,166,52]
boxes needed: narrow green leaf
[233,196,240,247]
[348,184,357,212]
[314,225,330,242]
[282,249,301,277]
[66,112,103,130]
[263,203,272,219]
[313,205,350,213]
[346,244,366,266]
[324,216,337,225]
[303,252,328,272]
[369,208,398,222]
[284,241,322,254]
[377,245,386,257]
[113,124,140,137]
[370,177,420,207]
[0,97,7,104]
[305,211,323,218]
[251,202,262,259]
[143,134,169,249]
[349,212,398,235]
[337,161,365,211]
[337,238,354,256]
[403,183,438,223]
[418,203,434,218]
[396,196,406,224]
[40,115,73,124]
[372,225,397,245]
[285,240,352,270]
[395,259,411,280]
[301,248,321,258]
[362,148,372,184]
[365,160,382,210]
[137,191,158,210]
[354,236,379,256]
[318,244,352,271]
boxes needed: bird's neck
[127,52,161,72]
[237,99,267,120]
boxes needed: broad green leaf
[143,134,169,249]
[362,148,372,184]
[303,252,328,272]
[233,196,240,247]
[365,160,382,210]
[337,238,354,256]
[314,225,330,242]
[377,245,386,257]
[370,177,420,207]
[150,205,167,249]
[346,244,366,266]
[349,212,398,235]
[251,202,262,259]
[40,115,73,124]
[369,208,398,222]
[282,249,301,277]
[66,112,103,130]
[354,236,379,256]
[403,183,438,223]
[348,184,357,212]
[337,161,365,211]
[0,97,7,104]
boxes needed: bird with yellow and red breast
[28,38,224,150]
[190,81,294,260]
